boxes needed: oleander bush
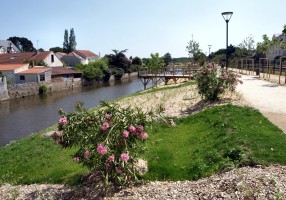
[195,65,242,101]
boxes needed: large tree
[63,29,69,53]
[163,52,172,66]
[147,53,164,70]
[8,36,35,52]
[105,49,131,72]
[69,28,77,52]
[186,38,202,62]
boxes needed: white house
[0,40,20,54]
[266,33,286,62]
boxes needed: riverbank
[1,78,286,199]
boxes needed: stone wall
[6,78,82,100]
[0,76,9,101]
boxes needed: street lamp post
[221,11,233,70]
[208,45,212,63]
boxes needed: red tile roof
[51,67,82,75]
[0,64,29,70]
[0,51,51,64]
[74,50,98,58]
[18,67,51,74]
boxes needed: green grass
[1,92,286,186]
[143,104,286,181]
[0,126,88,185]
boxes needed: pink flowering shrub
[195,65,242,101]
[55,101,154,189]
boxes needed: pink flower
[59,116,68,125]
[120,153,130,162]
[84,150,89,158]
[168,119,176,126]
[116,167,122,174]
[105,113,112,119]
[122,130,129,138]
[108,154,115,162]
[128,125,136,134]
[105,160,110,169]
[138,132,149,139]
[136,125,144,133]
[72,157,80,162]
[101,122,110,132]
[97,144,107,155]
[219,86,224,91]
[56,130,63,136]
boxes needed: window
[39,74,45,82]
[51,54,54,63]
[20,75,25,80]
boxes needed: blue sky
[1,0,285,58]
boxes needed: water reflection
[0,78,150,147]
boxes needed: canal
[0,77,150,147]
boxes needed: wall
[44,52,64,67]
[7,78,82,100]
[0,76,9,101]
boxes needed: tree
[186,38,202,62]
[282,24,286,35]
[237,35,255,57]
[163,52,172,66]
[63,29,69,53]
[8,36,35,52]
[147,53,164,70]
[50,47,63,53]
[105,49,131,72]
[69,28,77,52]
[131,56,142,65]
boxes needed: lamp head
[221,12,233,23]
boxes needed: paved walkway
[236,75,286,133]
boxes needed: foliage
[105,49,131,73]
[111,67,125,80]
[63,29,69,53]
[54,101,154,190]
[131,56,142,65]
[144,104,286,181]
[163,52,172,66]
[62,28,77,53]
[195,65,242,101]
[38,85,47,95]
[69,28,77,52]
[186,38,202,62]
[49,47,63,53]
[147,53,164,71]
[8,36,35,52]
[75,59,110,82]
[236,35,255,58]
[283,24,286,35]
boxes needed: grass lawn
[0,84,286,186]
[143,104,286,181]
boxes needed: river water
[0,78,150,147]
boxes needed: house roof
[17,67,51,74]
[0,40,20,52]
[0,64,29,71]
[74,50,98,59]
[0,51,51,64]
[51,67,82,75]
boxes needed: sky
[1,0,285,58]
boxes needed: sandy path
[236,75,286,133]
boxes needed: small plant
[53,101,157,194]
[38,85,47,95]
[195,65,242,101]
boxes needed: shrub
[102,68,112,82]
[111,67,125,80]
[53,101,156,193]
[38,85,47,94]
[195,65,242,101]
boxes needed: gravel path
[236,75,286,133]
